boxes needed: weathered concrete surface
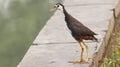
[92,1,120,67]
[18,0,119,67]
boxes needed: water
[0,0,63,67]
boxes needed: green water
[0,0,62,67]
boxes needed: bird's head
[50,3,64,11]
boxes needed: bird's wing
[73,21,96,36]
[66,15,96,36]
[65,14,96,36]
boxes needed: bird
[51,3,98,64]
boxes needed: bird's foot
[68,59,88,64]
[87,57,93,63]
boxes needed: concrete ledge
[18,0,119,67]
[92,1,120,67]
[114,0,120,18]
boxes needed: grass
[100,33,120,67]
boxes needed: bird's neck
[62,6,69,16]
[59,4,69,16]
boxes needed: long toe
[69,60,88,64]
[87,57,93,63]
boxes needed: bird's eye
[54,5,58,8]
[55,3,60,7]
[57,5,59,7]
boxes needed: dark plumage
[54,3,98,63]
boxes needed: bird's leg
[79,42,86,63]
[82,42,92,62]
[69,42,87,64]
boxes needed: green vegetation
[100,33,120,67]
[0,0,63,67]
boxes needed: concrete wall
[92,1,120,67]
[18,0,119,67]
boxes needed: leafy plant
[100,33,120,67]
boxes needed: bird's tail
[93,36,99,42]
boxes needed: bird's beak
[50,6,58,12]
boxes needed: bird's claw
[68,60,88,64]
[86,57,93,63]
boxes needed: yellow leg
[69,42,87,64]
[82,42,92,62]
[79,42,85,62]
